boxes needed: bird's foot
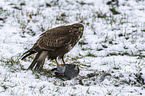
[60,63,65,66]
[57,63,65,67]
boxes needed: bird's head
[71,23,84,33]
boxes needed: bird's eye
[80,27,83,30]
[78,27,83,31]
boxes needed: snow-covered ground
[1,0,145,95]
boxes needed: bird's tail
[28,51,48,70]
[21,50,36,60]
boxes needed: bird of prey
[21,23,84,70]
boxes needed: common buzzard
[21,23,84,70]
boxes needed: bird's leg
[61,56,66,66]
[55,58,59,66]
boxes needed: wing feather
[34,26,73,51]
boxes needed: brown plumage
[21,23,84,70]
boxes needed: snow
[1,0,145,95]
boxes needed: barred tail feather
[28,51,48,70]
[21,50,36,60]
